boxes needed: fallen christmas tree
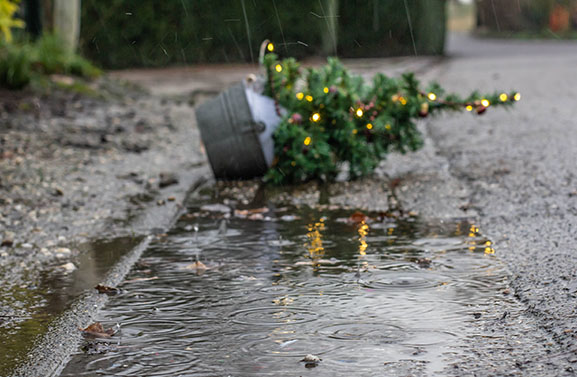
[261,43,519,185]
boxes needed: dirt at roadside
[0,78,207,325]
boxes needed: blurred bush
[0,34,100,90]
[0,41,30,89]
[79,0,447,69]
[32,34,100,78]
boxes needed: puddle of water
[61,206,508,376]
[0,236,142,374]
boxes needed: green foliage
[263,53,518,185]
[0,40,30,89]
[0,35,100,90]
[31,34,100,78]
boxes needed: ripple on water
[317,322,406,343]
[359,271,451,290]
[60,206,511,377]
[229,306,319,326]
[82,348,203,376]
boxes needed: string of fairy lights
[262,41,520,184]
[265,42,521,147]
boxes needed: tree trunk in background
[321,0,339,56]
[53,0,80,52]
[414,0,447,55]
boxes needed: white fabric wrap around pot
[194,79,283,180]
[244,85,282,167]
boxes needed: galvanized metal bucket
[194,80,281,180]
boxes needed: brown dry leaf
[349,211,368,224]
[94,284,120,295]
[81,322,116,339]
[234,207,269,217]
[248,213,264,221]
[184,260,207,271]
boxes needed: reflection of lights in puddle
[272,296,294,306]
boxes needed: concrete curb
[11,169,210,377]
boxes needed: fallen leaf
[95,284,120,295]
[184,260,207,271]
[416,258,432,268]
[81,322,117,339]
[248,213,264,220]
[234,207,269,217]
[349,211,368,224]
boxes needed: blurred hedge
[337,0,446,58]
[80,0,446,69]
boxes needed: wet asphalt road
[381,33,577,374]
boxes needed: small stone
[1,239,14,247]
[167,196,176,202]
[55,247,72,255]
[300,354,322,367]
[59,262,77,272]
[159,172,179,188]
[201,204,231,213]
[2,231,15,247]
[21,243,33,249]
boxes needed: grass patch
[0,34,101,90]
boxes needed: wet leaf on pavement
[94,284,120,295]
[234,207,269,218]
[349,211,369,224]
[81,322,117,339]
[184,260,208,273]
